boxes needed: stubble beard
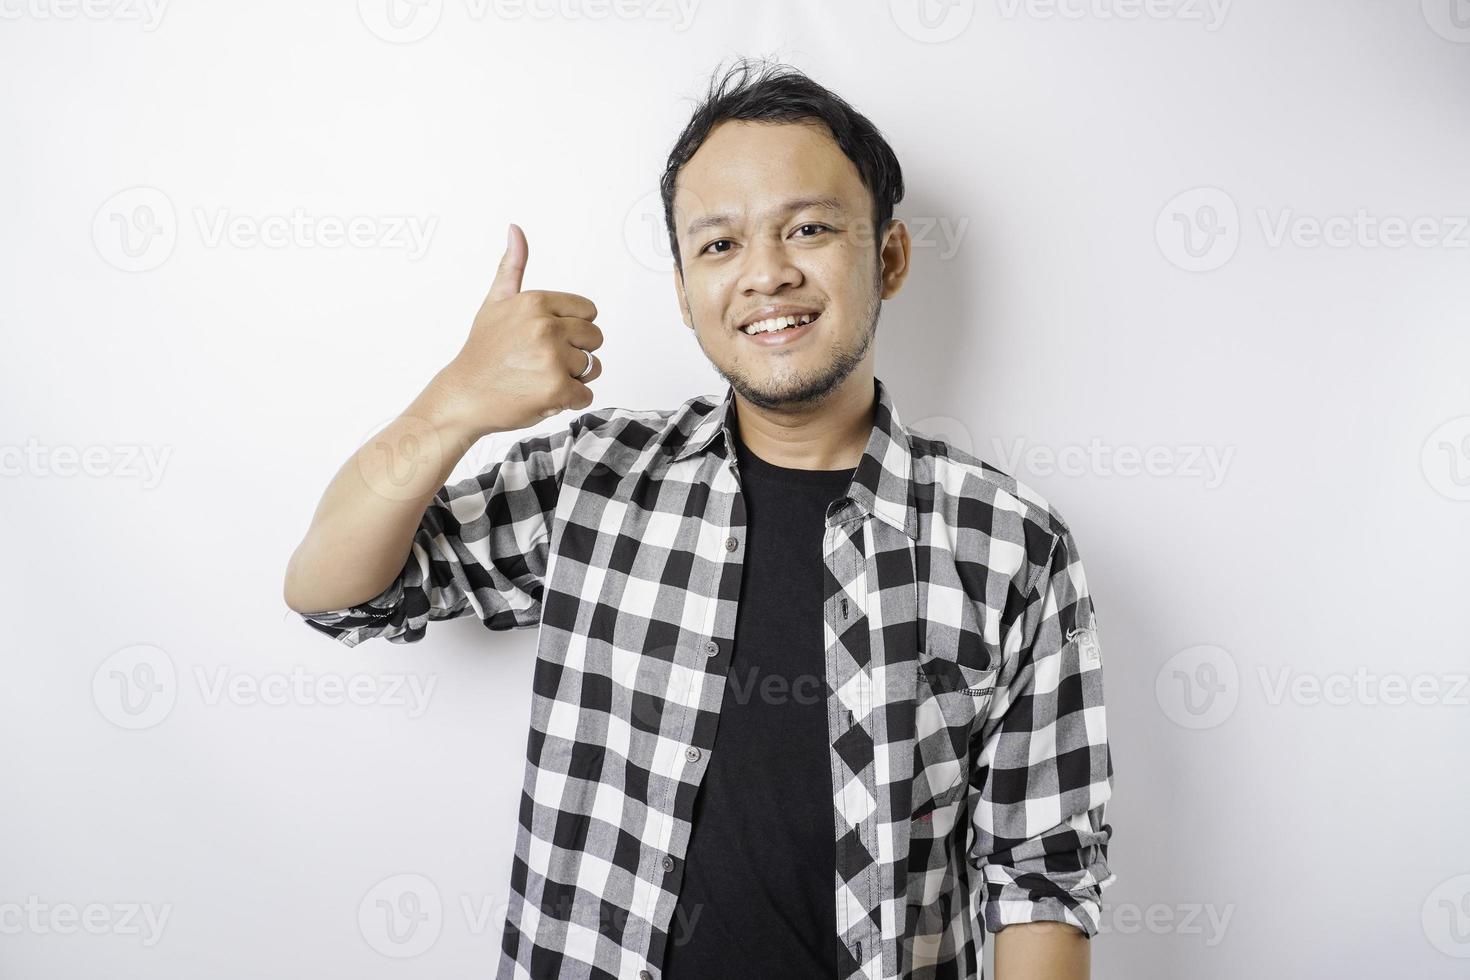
[697,271,882,413]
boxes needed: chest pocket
[911,624,999,824]
[898,534,1000,822]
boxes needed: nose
[737,232,802,296]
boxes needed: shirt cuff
[293,577,405,648]
[978,851,1116,938]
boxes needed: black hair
[660,57,905,272]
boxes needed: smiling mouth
[739,311,821,336]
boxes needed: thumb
[486,222,528,302]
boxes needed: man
[285,59,1115,980]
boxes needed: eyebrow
[684,196,847,238]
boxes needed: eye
[699,239,734,255]
[793,223,831,238]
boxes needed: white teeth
[742,312,817,335]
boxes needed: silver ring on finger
[574,347,595,381]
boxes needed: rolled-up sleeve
[967,520,1116,937]
[294,421,579,647]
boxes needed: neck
[732,370,876,471]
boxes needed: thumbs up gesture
[434,224,604,436]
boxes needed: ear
[878,218,912,299]
[673,263,693,329]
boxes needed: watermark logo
[359,873,443,957]
[625,189,674,273]
[622,645,691,730]
[1424,873,1470,957]
[93,643,439,729]
[1156,187,1239,272]
[1159,186,1470,271]
[358,0,444,42]
[1422,0,1470,43]
[93,186,177,273]
[1155,644,1238,729]
[890,0,976,42]
[355,412,476,503]
[93,186,438,271]
[93,644,178,730]
[725,665,824,706]
[908,415,977,458]
[1158,647,1470,726]
[352,873,703,956]
[1421,416,1470,502]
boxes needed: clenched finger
[555,316,604,351]
[527,290,597,322]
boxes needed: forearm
[993,921,1090,980]
[283,376,488,614]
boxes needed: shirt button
[703,640,719,657]
[640,972,653,980]
[661,855,675,872]
[725,536,739,552]
[685,746,701,762]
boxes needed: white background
[3,1,1468,977]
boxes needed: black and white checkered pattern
[298,376,1115,979]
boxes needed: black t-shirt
[660,418,855,979]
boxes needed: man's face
[671,119,908,411]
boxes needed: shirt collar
[671,376,920,540]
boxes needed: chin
[735,373,841,410]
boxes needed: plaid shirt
[299,376,1116,980]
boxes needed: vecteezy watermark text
[193,208,436,259]
[0,897,172,946]
[93,187,438,272]
[1258,666,1470,708]
[0,0,169,30]
[994,0,1230,30]
[93,645,439,730]
[1157,187,1470,272]
[357,0,701,43]
[992,437,1235,488]
[0,439,172,488]
[357,872,704,958]
[1094,901,1234,946]
[1155,644,1470,729]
